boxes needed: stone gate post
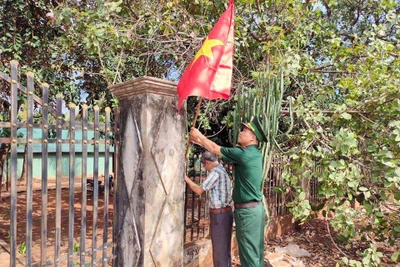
[109,77,186,266]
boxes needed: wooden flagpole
[185,97,203,159]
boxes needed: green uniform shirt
[220,145,263,204]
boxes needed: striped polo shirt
[201,163,232,209]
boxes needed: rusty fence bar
[102,107,111,267]
[68,103,76,267]
[183,179,188,243]
[80,104,88,266]
[112,108,120,267]
[54,94,63,267]
[1,61,118,266]
[6,153,9,192]
[10,60,18,267]
[41,83,49,266]
[26,72,34,266]
[183,153,190,243]
[92,106,100,266]
[197,164,203,239]
[184,153,208,243]
[190,154,196,241]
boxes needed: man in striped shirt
[184,151,233,267]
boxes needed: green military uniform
[221,145,265,267]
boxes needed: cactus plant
[228,69,293,227]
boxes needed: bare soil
[233,219,397,267]
[0,180,113,266]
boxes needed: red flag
[177,0,234,111]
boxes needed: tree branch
[280,110,370,115]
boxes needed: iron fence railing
[263,157,290,217]
[183,154,208,243]
[0,61,119,267]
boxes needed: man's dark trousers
[210,210,233,267]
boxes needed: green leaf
[391,251,400,262]
[274,186,285,193]
[340,112,352,120]
[348,180,359,189]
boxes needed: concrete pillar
[109,77,186,266]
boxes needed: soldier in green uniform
[190,117,267,267]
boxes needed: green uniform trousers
[234,203,265,267]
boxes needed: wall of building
[2,152,113,179]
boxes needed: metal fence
[183,154,209,243]
[0,61,119,266]
[263,157,290,217]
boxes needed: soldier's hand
[189,127,202,144]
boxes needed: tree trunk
[0,143,10,200]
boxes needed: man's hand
[189,127,222,156]
[189,127,203,144]
[184,175,205,195]
[184,175,191,183]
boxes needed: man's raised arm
[189,127,222,156]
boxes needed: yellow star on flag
[191,37,224,67]
[177,0,234,112]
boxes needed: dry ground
[234,219,398,267]
[0,180,113,266]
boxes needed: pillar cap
[108,76,177,99]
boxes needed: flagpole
[185,97,203,159]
